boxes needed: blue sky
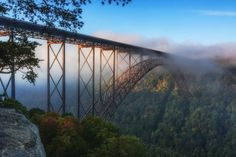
[80,0,236,44]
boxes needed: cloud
[193,10,236,17]
[93,31,236,66]
[93,31,141,45]
[93,31,174,52]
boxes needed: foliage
[81,116,119,149]
[114,69,236,157]
[41,114,88,157]
[88,135,147,157]
[0,99,145,157]
[39,112,61,147]
[47,134,88,157]
[0,0,131,31]
[1,98,29,117]
[28,108,45,124]
[36,113,146,157]
[0,37,40,84]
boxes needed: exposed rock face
[0,108,46,157]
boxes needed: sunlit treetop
[0,0,131,32]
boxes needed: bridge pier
[78,45,96,118]
[99,47,116,108]
[47,41,66,114]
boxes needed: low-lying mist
[94,31,236,75]
[94,31,236,103]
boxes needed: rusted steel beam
[0,31,10,36]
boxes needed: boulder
[0,108,46,157]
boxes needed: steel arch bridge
[0,16,187,119]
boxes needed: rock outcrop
[0,108,46,157]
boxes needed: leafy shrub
[47,134,88,157]
[39,112,60,147]
[28,108,45,124]
[81,116,119,149]
[2,99,29,117]
[87,136,147,157]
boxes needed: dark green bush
[2,99,29,117]
[28,108,45,124]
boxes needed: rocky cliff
[0,108,46,157]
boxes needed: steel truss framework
[47,41,66,113]
[78,45,96,117]
[0,16,171,119]
[99,48,116,109]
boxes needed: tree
[88,136,147,157]
[81,116,119,149]
[0,37,40,84]
[0,0,132,31]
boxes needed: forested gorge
[2,62,236,157]
[114,66,236,157]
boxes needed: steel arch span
[85,58,163,119]
[85,57,191,120]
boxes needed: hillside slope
[114,66,236,157]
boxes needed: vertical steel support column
[140,53,144,67]
[129,52,132,81]
[47,42,50,112]
[47,41,66,114]
[112,47,116,106]
[98,47,117,118]
[99,48,103,105]
[77,45,96,118]
[140,54,144,62]
[62,43,66,114]
[129,53,132,68]
[116,50,119,78]
[10,30,15,99]
[92,45,95,116]
[77,45,81,118]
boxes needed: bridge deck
[0,16,167,55]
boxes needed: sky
[79,0,236,45]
